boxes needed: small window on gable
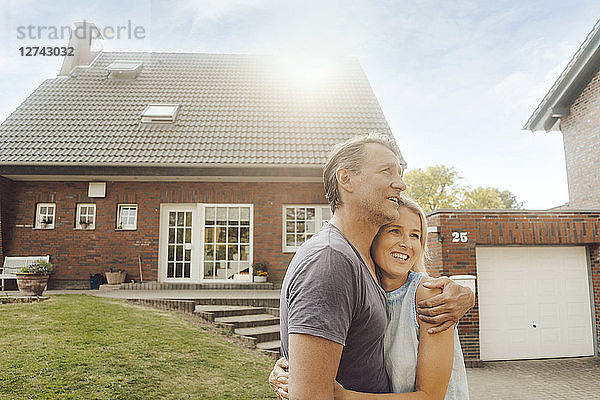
[35,203,56,229]
[141,104,180,123]
[117,204,138,230]
[106,60,142,78]
[76,203,96,230]
[283,205,331,252]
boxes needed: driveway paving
[467,357,600,399]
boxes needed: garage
[476,246,595,361]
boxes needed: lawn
[0,295,277,399]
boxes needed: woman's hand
[268,357,289,399]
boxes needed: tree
[498,189,524,209]
[403,165,523,212]
[403,165,462,212]
[460,186,506,209]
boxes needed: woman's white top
[383,271,469,399]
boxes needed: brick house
[432,21,600,363]
[0,25,404,289]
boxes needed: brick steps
[120,281,274,290]
[195,305,267,321]
[128,298,198,313]
[257,340,281,352]
[256,339,281,358]
[194,298,280,308]
[235,324,280,343]
[194,304,281,359]
[215,314,280,330]
[128,298,281,358]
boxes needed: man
[278,134,474,399]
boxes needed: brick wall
[560,68,600,209]
[0,176,14,267]
[427,210,600,361]
[3,180,326,287]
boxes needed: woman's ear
[336,168,354,193]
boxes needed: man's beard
[359,195,399,226]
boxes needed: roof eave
[0,163,324,180]
[524,19,600,132]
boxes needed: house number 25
[452,232,468,243]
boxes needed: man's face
[352,143,407,225]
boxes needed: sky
[1,0,599,209]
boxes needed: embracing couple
[269,134,474,399]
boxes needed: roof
[0,52,404,172]
[524,19,600,132]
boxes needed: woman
[270,196,469,399]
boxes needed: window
[283,205,331,252]
[106,60,143,72]
[203,205,253,280]
[35,203,56,229]
[105,60,142,79]
[141,104,180,123]
[117,204,137,230]
[76,204,96,229]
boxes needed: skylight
[106,60,143,78]
[141,105,180,123]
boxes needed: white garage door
[476,246,594,361]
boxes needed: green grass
[0,295,277,399]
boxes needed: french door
[159,204,253,283]
[160,205,196,282]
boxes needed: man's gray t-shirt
[280,222,390,393]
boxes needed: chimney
[59,21,103,76]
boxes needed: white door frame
[199,203,254,282]
[158,203,254,283]
[158,204,200,283]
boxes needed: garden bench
[0,256,50,291]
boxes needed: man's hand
[416,277,475,334]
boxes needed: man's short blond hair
[323,133,401,213]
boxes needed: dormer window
[106,60,143,78]
[141,104,180,123]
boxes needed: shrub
[20,259,53,275]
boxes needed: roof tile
[0,52,403,166]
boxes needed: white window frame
[201,204,254,281]
[35,203,56,229]
[282,205,331,252]
[105,60,143,72]
[76,203,96,230]
[141,104,180,123]
[116,204,138,230]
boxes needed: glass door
[202,205,253,281]
[160,205,196,282]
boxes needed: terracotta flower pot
[16,273,50,296]
[105,271,126,285]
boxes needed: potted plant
[253,261,269,283]
[39,218,52,229]
[79,218,89,229]
[105,267,127,285]
[16,259,53,296]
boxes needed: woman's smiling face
[371,206,423,282]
